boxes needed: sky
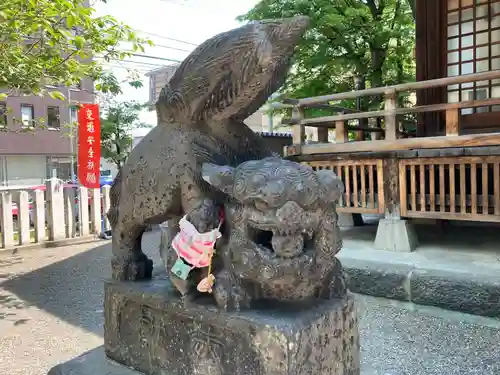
[94,0,260,125]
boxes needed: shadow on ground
[341,217,500,258]
[0,233,164,336]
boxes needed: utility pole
[68,87,76,182]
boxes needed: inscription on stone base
[104,279,360,375]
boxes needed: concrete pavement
[1,232,500,375]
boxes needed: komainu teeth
[273,228,314,238]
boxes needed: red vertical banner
[77,104,101,188]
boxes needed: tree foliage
[0,0,152,99]
[239,0,415,116]
[100,100,149,170]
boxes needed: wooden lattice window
[447,0,500,113]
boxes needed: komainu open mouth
[247,224,315,258]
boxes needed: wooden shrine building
[278,0,500,251]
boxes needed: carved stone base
[104,279,360,375]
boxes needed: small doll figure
[170,210,224,295]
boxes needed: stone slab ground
[1,232,500,374]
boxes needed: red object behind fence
[77,104,101,188]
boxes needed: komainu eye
[255,201,268,211]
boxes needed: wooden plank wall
[415,0,448,137]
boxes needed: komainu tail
[107,170,122,228]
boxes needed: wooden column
[317,127,329,143]
[354,130,364,141]
[335,120,349,143]
[370,118,382,140]
[415,0,447,137]
[445,108,459,136]
[291,107,305,144]
[384,90,398,141]
[383,158,401,219]
[375,157,418,252]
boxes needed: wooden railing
[282,70,500,224]
[0,179,110,250]
[275,70,500,156]
[307,160,384,214]
[399,157,500,223]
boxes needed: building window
[70,106,78,124]
[447,0,500,113]
[46,156,72,181]
[0,102,7,127]
[20,104,34,127]
[47,106,60,129]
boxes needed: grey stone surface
[343,258,411,302]
[340,256,500,318]
[374,219,418,252]
[47,347,141,375]
[106,17,309,283]
[104,279,359,375]
[410,268,500,317]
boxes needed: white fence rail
[0,178,111,250]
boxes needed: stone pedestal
[103,279,360,375]
[374,218,418,252]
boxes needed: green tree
[406,0,415,20]
[239,0,415,120]
[100,100,148,171]
[0,0,152,100]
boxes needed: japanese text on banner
[77,104,101,188]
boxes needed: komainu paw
[111,254,153,281]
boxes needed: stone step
[338,250,500,318]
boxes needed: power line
[104,64,151,72]
[107,59,169,68]
[98,55,180,67]
[128,52,182,63]
[136,29,198,46]
[151,43,192,53]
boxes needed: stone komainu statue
[106,16,310,282]
[45,17,358,375]
[175,157,346,311]
[106,16,347,311]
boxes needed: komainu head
[202,157,345,302]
